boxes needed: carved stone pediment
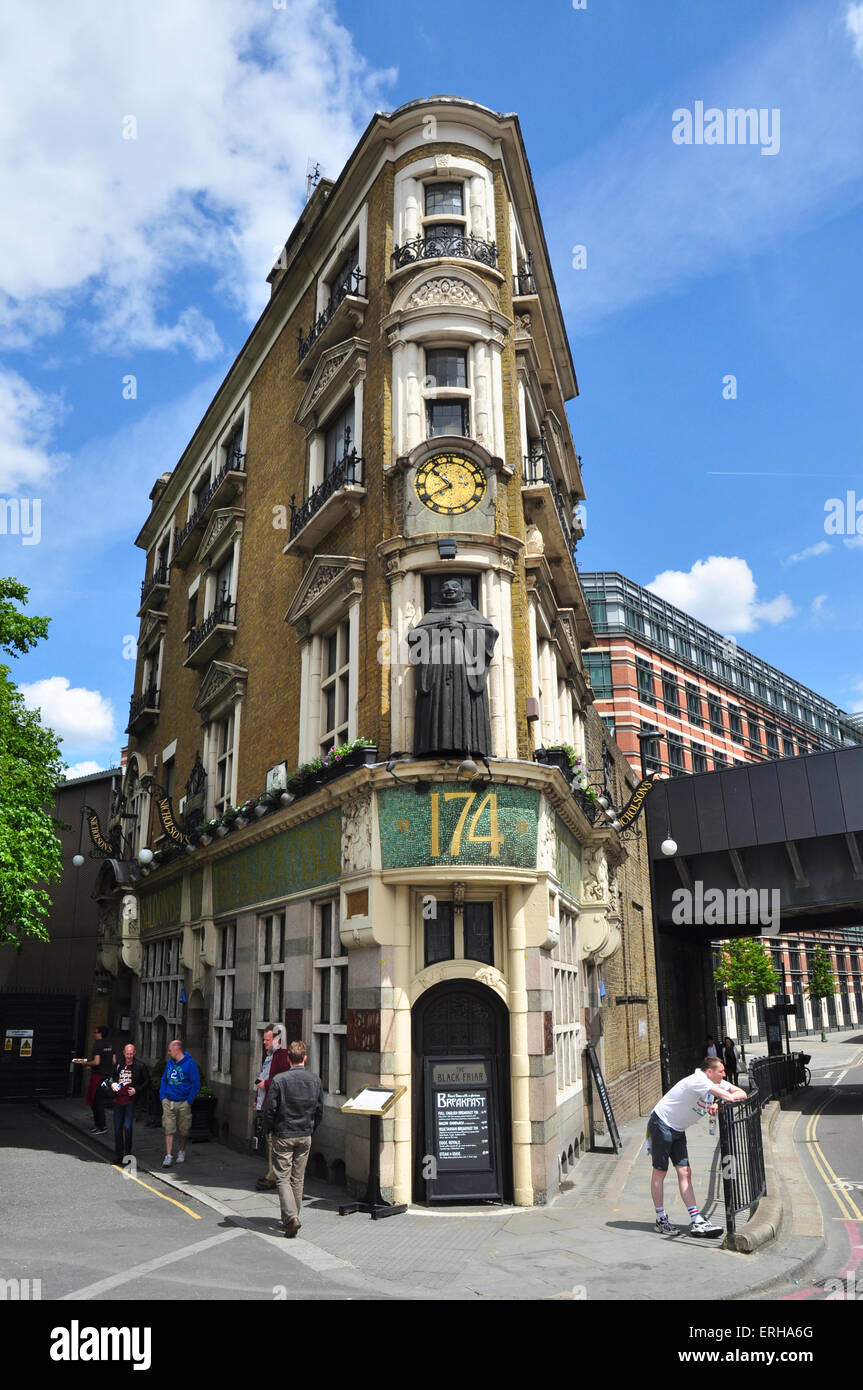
[285,554,366,630]
[296,338,369,428]
[139,610,167,653]
[195,507,244,567]
[194,660,248,719]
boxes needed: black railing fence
[718,1086,766,1235]
[748,1052,802,1105]
[297,267,368,361]
[187,597,236,656]
[288,440,364,541]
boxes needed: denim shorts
[647,1112,689,1171]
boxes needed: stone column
[391,883,412,1206]
[508,883,533,1205]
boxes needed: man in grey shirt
[265,1040,324,1237]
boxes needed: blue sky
[1,0,861,773]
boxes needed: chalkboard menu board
[423,1056,503,1202]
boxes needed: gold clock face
[414,452,487,515]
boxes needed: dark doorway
[412,980,511,1204]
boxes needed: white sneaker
[690,1218,723,1238]
[176,1151,185,1164]
[162,1154,174,1167]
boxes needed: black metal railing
[748,1052,805,1106]
[128,684,159,725]
[718,1085,766,1235]
[391,233,498,271]
[288,439,364,541]
[297,267,368,362]
[513,252,536,295]
[186,597,237,657]
[523,445,575,555]
[174,450,246,553]
[140,562,169,605]
[572,785,599,825]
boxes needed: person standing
[647,1056,746,1237]
[721,1035,742,1087]
[704,1035,718,1059]
[265,1041,323,1237]
[253,1024,289,1192]
[84,1026,116,1135]
[159,1039,200,1168]
[109,1044,150,1165]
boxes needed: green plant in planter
[220,806,239,827]
[320,736,375,770]
[196,1082,214,1100]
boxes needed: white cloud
[846,3,863,64]
[19,677,116,749]
[544,6,863,329]
[783,541,831,565]
[811,593,828,613]
[646,556,796,633]
[61,760,111,781]
[0,369,68,492]
[843,535,863,548]
[0,1,396,351]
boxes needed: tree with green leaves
[804,944,837,1042]
[713,937,779,1049]
[0,578,65,948]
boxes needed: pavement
[40,1028,863,1301]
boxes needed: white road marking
[251,1228,352,1271]
[60,1230,246,1300]
[835,1069,848,1084]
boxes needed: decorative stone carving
[582,848,609,904]
[406,277,482,310]
[475,966,502,994]
[516,313,532,335]
[194,661,248,718]
[525,523,544,557]
[342,793,373,874]
[537,799,556,872]
[120,893,142,973]
[310,351,350,405]
[435,154,452,170]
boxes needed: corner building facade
[113,98,660,1205]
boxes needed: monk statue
[408,578,498,757]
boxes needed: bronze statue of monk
[408,579,498,757]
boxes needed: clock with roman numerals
[414,452,487,515]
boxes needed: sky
[1,0,862,775]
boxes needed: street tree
[0,578,64,948]
[804,944,837,1042]
[713,937,779,1050]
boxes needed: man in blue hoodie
[159,1039,200,1168]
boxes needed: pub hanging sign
[152,784,189,846]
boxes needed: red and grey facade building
[580,570,863,1041]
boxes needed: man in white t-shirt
[648,1056,746,1237]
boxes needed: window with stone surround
[257,911,286,1036]
[313,900,347,1095]
[552,909,581,1097]
[140,934,183,1062]
[213,923,236,1079]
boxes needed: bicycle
[794,1052,812,1088]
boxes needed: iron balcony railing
[513,252,536,295]
[391,232,498,271]
[297,267,368,362]
[174,450,246,553]
[140,561,169,605]
[523,445,575,555]
[289,439,365,542]
[748,1052,804,1106]
[128,684,159,726]
[718,1085,766,1235]
[187,597,237,657]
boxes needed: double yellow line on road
[804,1091,863,1222]
[46,1120,201,1219]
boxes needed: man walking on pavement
[160,1039,200,1168]
[81,1025,115,1135]
[109,1043,150,1166]
[648,1055,746,1237]
[265,1040,323,1237]
[253,1023,289,1191]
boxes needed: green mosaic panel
[378,783,539,869]
[212,810,341,915]
[555,817,580,898]
[139,880,182,934]
[189,868,203,922]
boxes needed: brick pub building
[580,571,863,1044]
[96,98,662,1205]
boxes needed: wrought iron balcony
[127,684,160,734]
[572,785,599,826]
[513,252,536,296]
[173,450,246,565]
[185,596,237,667]
[287,439,365,548]
[391,232,498,271]
[138,561,170,615]
[297,268,368,363]
[523,446,575,555]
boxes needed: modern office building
[90,98,662,1206]
[581,571,863,1042]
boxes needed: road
[774,1045,863,1302]
[0,1103,374,1300]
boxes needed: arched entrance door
[412,980,511,1204]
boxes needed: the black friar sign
[423,1057,503,1202]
